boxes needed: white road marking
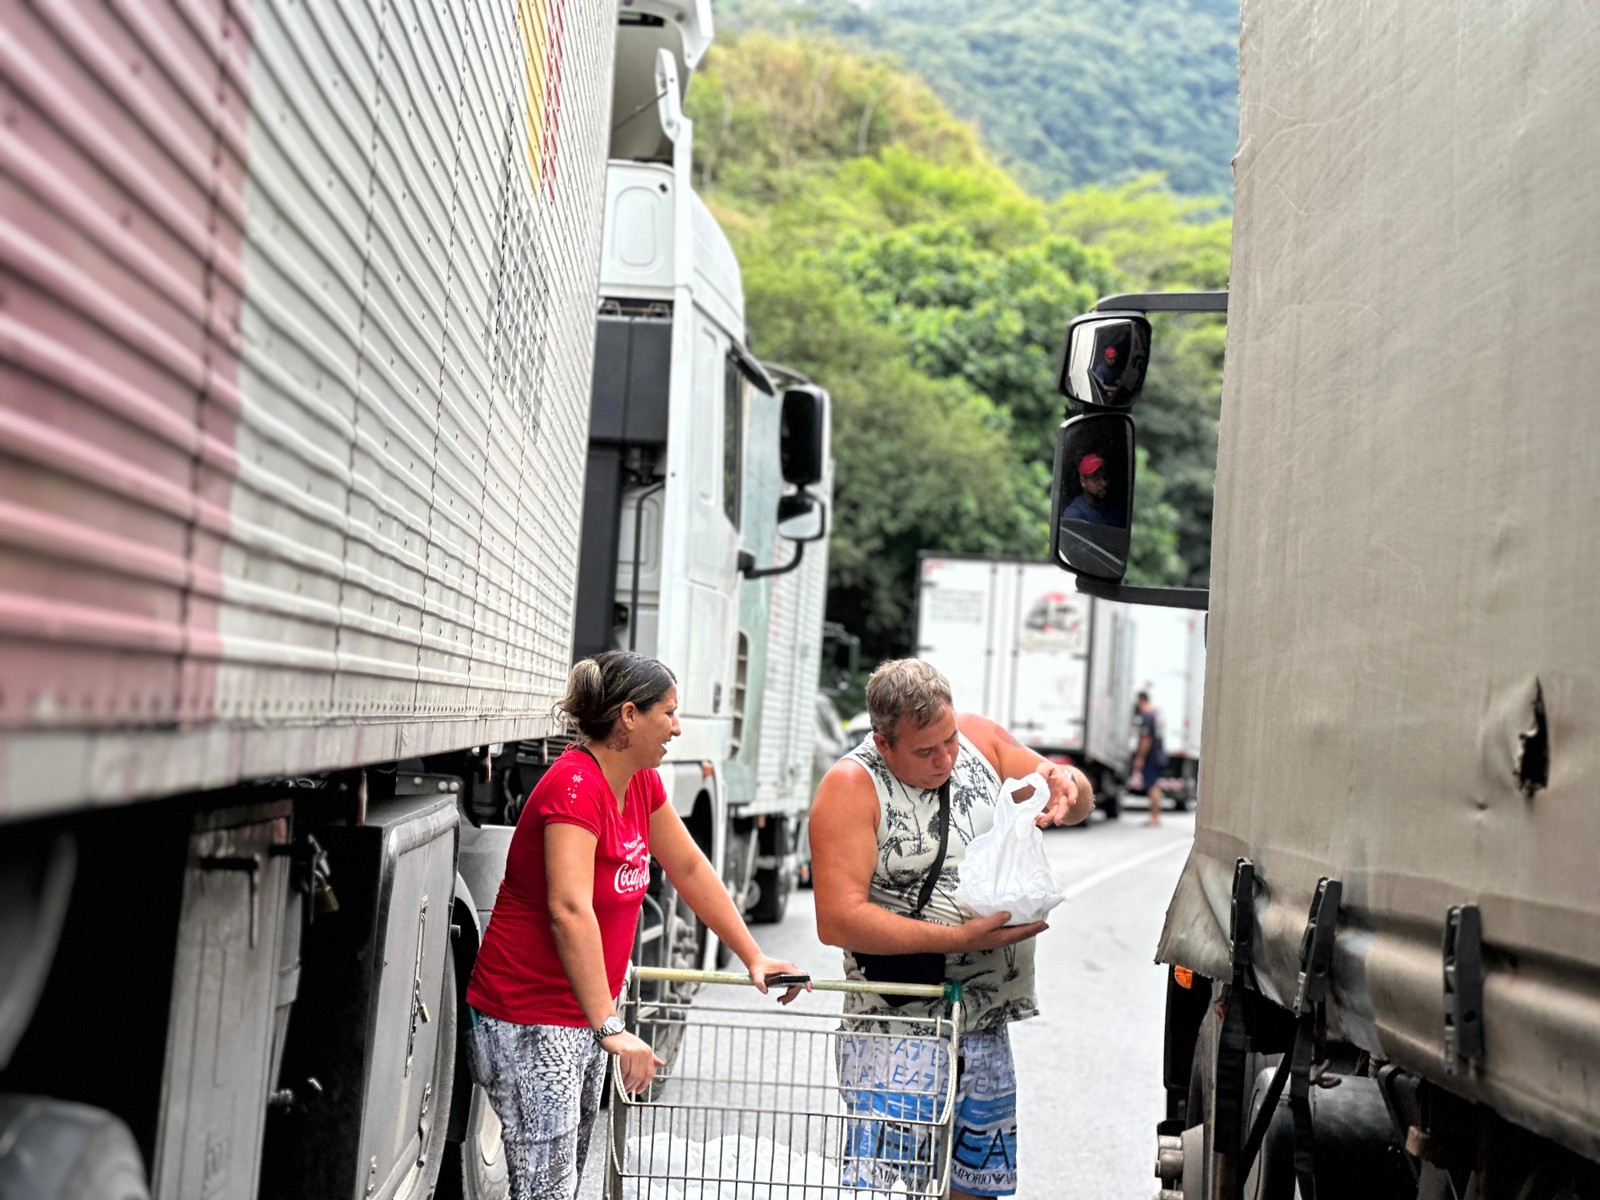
[1063,838,1189,901]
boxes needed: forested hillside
[688,34,1230,661]
[717,0,1240,200]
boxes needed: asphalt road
[581,801,1196,1199]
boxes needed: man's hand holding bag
[953,773,1068,925]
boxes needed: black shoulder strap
[912,779,952,919]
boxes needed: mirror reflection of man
[1060,453,1120,527]
[1091,344,1123,399]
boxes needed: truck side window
[723,356,744,528]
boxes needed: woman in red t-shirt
[464,651,806,1199]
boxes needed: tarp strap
[1215,986,1249,1159]
[1290,1006,1319,1200]
[1212,857,1257,1200]
[1288,876,1340,1200]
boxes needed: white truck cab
[573,0,832,963]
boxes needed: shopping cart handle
[764,972,811,987]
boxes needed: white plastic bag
[952,773,1068,925]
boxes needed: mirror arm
[738,540,805,581]
[1094,289,1228,312]
[742,494,828,579]
[1095,290,1228,314]
[1074,578,1210,611]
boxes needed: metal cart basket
[604,967,964,1199]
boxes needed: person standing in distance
[465,651,807,1200]
[1131,690,1169,827]
[808,659,1095,1200]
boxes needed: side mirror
[1051,412,1135,580]
[779,386,829,487]
[1057,313,1151,408]
[777,491,827,543]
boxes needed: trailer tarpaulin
[1157,0,1600,1162]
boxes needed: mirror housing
[776,491,827,543]
[1051,412,1135,581]
[740,491,828,579]
[779,385,829,487]
[1057,312,1151,408]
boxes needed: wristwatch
[593,1015,627,1044]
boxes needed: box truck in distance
[915,554,1134,819]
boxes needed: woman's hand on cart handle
[746,954,812,1004]
[601,1030,666,1094]
[954,911,1049,952]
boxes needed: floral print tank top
[840,731,1039,1032]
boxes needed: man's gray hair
[866,659,953,746]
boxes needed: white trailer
[915,555,1135,818]
[1128,606,1206,808]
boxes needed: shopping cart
[603,967,964,1199]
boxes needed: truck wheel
[716,824,757,965]
[438,1085,508,1200]
[1101,789,1122,821]
[627,875,698,1090]
[0,1096,148,1200]
[749,865,790,924]
[748,820,792,925]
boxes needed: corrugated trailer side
[0,6,617,1198]
[0,0,613,821]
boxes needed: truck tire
[625,873,700,1092]
[0,1096,148,1200]
[1101,787,1122,821]
[747,870,785,924]
[748,820,792,925]
[437,1085,509,1200]
[717,824,757,965]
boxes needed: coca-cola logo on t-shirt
[614,836,650,895]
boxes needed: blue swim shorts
[836,1024,1018,1197]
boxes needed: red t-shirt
[466,746,666,1026]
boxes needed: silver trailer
[0,4,616,1197]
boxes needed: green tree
[716,0,1240,200]
[742,254,1045,658]
[688,32,1230,650]
[821,221,1116,461]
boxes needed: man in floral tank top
[810,659,1095,1199]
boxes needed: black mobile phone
[764,973,811,987]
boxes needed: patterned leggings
[466,1014,609,1200]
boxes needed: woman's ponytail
[556,652,675,741]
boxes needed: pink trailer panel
[0,0,615,820]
